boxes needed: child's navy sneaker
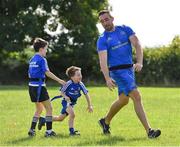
[69,130,80,136]
[44,130,56,137]
[28,129,36,136]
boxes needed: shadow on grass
[127,137,147,142]
[43,133,70,139]
[5,133,70,145]
[76,135,125,146]
[76,135,147,146]
[96,135,125,145]
[5,134,147,146]
[6,136,34,145]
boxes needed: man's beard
[105,25,114,31]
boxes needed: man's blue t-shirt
[60,80,88,104]
[97,25,135,67]
[28,54,49,86]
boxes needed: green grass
[0,86,180,146]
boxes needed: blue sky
[97,0,180,47]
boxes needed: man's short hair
[98,10,111,17]
[66,66,81,78]
[33,38,48,52]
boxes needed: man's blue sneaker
[38,117,46,130]
[98,118,110,134]
[148,128,161,138]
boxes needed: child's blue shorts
[61,99,75,115]
[110,68,137,96]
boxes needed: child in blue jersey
[28,38,65,137]
[38,66,93,136]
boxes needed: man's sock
[46,116,52,131]
[30,116,38,130]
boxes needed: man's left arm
[129,35,143,72]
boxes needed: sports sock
[46,116,52,130]
[30,116,38,130]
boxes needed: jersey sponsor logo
[29,62,39,67]
[111,42,128,50]
[69,91,79,95]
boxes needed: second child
[38,66,93,135]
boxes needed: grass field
[0,86,180,146]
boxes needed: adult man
[97,10,161,138]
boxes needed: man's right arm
[98,51,115,91]
[98,51,109,81]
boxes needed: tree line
[0,1,179,86]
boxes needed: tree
[0,0,108,83]
[0,0,108,51]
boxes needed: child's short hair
[33,38,48,52]
[66,66,81,78]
